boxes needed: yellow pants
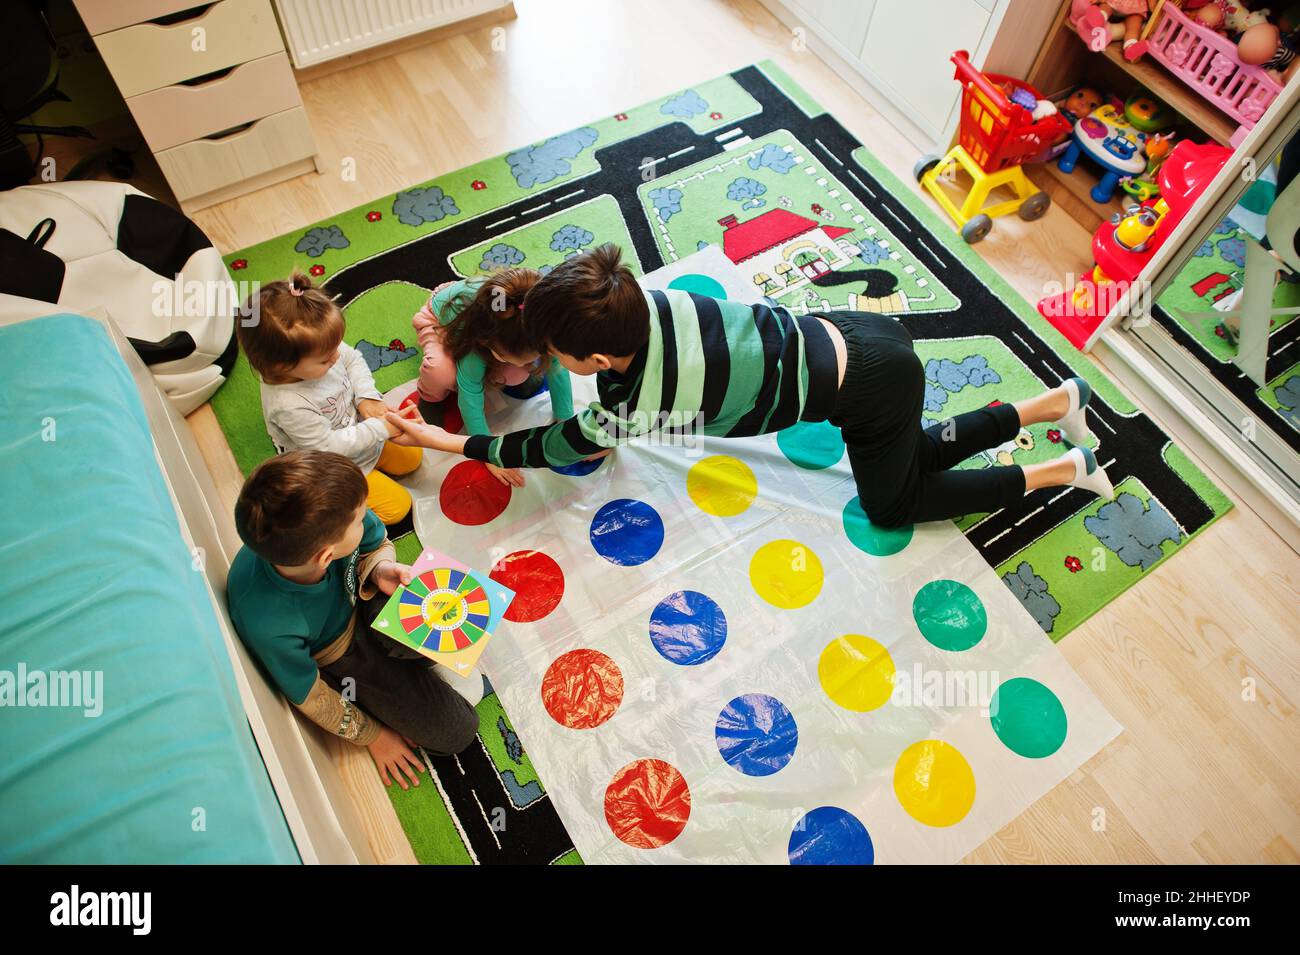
[366,441,422,524]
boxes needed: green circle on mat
[912,579,986,651]
[843,497,912,556]
[989,678,1067,758]
[777,420,845,470]
[667,273,728,299]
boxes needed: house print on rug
[717,207,855,290]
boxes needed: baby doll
[1238,21,1300,81]
[1078,0,1157,53]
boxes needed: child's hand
[385,412,457,451]
[381,403,423,438]
[357,398,390,420]
[367,725,424,790]
[371,559,414,596]
[487,463,525,487]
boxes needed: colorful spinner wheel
[397,567,492,653]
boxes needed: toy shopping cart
[915,50,1072,243]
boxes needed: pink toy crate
[1145,3,1282,143]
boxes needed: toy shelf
[1092,33,1236,147]
[1025,3,1246,233]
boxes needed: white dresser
[74,0,321,214]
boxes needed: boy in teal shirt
[227,449,479,789]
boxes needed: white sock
[1066,447,1115,500]
[1056,376,1096,446]
[436,665,485,706]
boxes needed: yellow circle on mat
[687,455,758,517]
[893,739,976,827]
[749,539,824,609]
[818,634,896,712]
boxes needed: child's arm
[545,357,575,421]
[413,279,471,355]
[387,401,635,469]
[453,351,494,437]
[355,519,415,597]
[295,674,382,744]
[340,343,383,404]
[271,399,391,468]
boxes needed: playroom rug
[211,61,1231,863]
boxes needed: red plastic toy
[1036,139,1233,348]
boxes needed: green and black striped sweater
[462,288,839,468]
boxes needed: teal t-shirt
[226,510,385,704]
[430,279,575,435]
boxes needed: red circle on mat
[490,550,565,622]
[439,460,511,525]
[540,649,623,729]
[604,758,691,850]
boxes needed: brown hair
[234,450,368,565]
[237,270,344,382]
[520,243,649,360]
[442,268,542,364]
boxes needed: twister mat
[403,272,1123,861]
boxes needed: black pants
[823,312,1027,527]
[320,596,480,756]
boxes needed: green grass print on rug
[211,60,1232,862]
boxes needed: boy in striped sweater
[387,244,1114,528]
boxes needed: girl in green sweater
[412,268,574,486]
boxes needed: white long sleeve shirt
[260,343,388,471]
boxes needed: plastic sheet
[406,254,1121,864]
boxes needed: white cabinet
[860,1,994,141]
[786,0,875,61]
[761,0,1040,151]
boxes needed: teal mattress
[0,314,298,863]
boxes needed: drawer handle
[180,65,239,88]
[149,3,218,27]
[203,120,257,142]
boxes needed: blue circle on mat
[667,273,728,299]
[550,456,605,477]
[589,498,664,566]
[843,496,913,555]
[649,590,727,665]
[788,806,874,865]
[777,420,845,470]
[715,693,798,777]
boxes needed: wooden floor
[183,0,1299,864]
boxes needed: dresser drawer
[94,0,284,98]
[128,53,301,152]
[73,0,216,36]
[154,106,316,201]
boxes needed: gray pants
[320,597,480,756]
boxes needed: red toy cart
[915,51,1072,242]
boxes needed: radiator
[273,0,510,68]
